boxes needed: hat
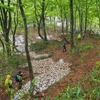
[18,71,23,75]
[18,71,21,74]
[7,75,11,79]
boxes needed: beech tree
[0,0,12,56]
[96,0,100,28]
[33,0,48,40]
[18,0,34,96]
[69,0,74,48]
[11,2,19,52]
[56,0,69,35]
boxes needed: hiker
[77,33,81,41]
[88,31,91,36]
[14,71,23,89]
[5,75,13,94]
[62,42,67,52]
[82,33,85,40]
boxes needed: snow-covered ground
[14,57,71,100]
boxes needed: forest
[0,0,100,100]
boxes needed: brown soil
[0,35,100,100]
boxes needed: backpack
[14,74,19,82]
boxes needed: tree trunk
[33,0,45,40]
[74,7,77,32]
[64,7,68,34]
[65,17,68,34]
[12,10,18,52]
[84,0,88,33]
[79,10,83,34]
[54,17,56,31]
[0,38,5,53]
[69,0,74,49]
[18,0,34,96]
[0,0,11,56]
[61,18,64,35]
[38,22,44,39]
[41,0,47,40]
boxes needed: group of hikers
[5,71,23,94]
[77,31,92,41]
[62,31,92,52]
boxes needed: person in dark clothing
[62,42,67,52]
[14,71,23,89]
[82,33,85,40]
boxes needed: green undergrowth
[54,67,100,100]
[30,40,61,53]
[7,54,27,68]
[93,33,100,39]
[55,62,100,100]
[79,53,89,63]
[71,43,94,54]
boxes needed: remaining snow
[13,58,71,100]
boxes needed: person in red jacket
[88,32,91,36]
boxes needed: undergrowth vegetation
[71,43,94,54]
[54,66,100,100]
[30,40,61,53]
[93,33,100,39]
[7,54,26,68]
